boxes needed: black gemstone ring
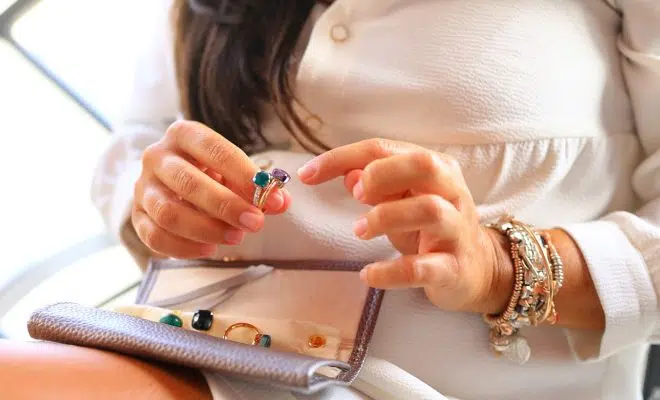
[191,309,214,331]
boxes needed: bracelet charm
[483,216,564,364]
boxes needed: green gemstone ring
[252,171,271,208]
[252,170,271,188]
[252,168,291,210]
[223,322,271,347]
[159,313,183,328]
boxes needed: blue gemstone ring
[252,168,290,210]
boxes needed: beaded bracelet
[483,216,564,364]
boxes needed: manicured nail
[297,160,318,182]
[265,190,285,211]
[353,180,364,201]
[224,229,245,245]
[359,266,369,281]
[239,212,264,232]
[353,217,368,238]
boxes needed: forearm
[489,228,605,331]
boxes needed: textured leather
[27,259,383,394]
[139,258,384,385]
[27,303,350,394]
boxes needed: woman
[4,0,658,398]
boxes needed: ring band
[253,186,264,207]
[252,170,271,208]
[256,179,282,209]
[223,322,262,346]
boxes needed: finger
[359,253,459,290]
[142,179,247,244]
[132,209,219,259]
[165,122,290,214]
[261,188,289,214]
[203,168,286,212]
[386,231,421,256]
[268,188,292,214]
[344,168,403,203]
[152,153,266,232]
[343,169,362,193]
[357,152,468,206]
[345,169,403,204]
[165,120,258,200]
[354,195,462,242]
[220,169,287,213]
[298,139,422,184]
[205,170,225,185]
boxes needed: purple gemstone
[272,168,291,184]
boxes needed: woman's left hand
[298,139,512,314]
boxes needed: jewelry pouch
[27,258,384,394]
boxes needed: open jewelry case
[27,259,384,394]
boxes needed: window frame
[0,0,111,130]
[0,0,137,336]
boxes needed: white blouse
[91,0,660,399]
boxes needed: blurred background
[0,0,164,339]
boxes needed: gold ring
[255,168,290,210]
[223,322,263,346]
[257,179,283,209]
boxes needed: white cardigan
[92,0,660,399]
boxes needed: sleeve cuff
[560,221,657,361]
[108,159,142,242]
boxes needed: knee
[0,340,212,400]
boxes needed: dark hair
[172,0,332,154]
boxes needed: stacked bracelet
[483,216,564,364]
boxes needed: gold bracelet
[484,216,564,364]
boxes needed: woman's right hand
[132,120,291,259]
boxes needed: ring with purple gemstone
[251,168,291,210]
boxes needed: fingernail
[265,191,285,211]
[239,212,263,232]
[224,229,245,245]
[354,217,368,238]
[353,180,364,201]
[297,160,318,182]
[359,266,369,281]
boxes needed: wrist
[480,227,515,315]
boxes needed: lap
[203,371,372,400]
[0,341,450,400]
[0,340,212,400]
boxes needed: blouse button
[330,24,350,42]
[253,157,274,171]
